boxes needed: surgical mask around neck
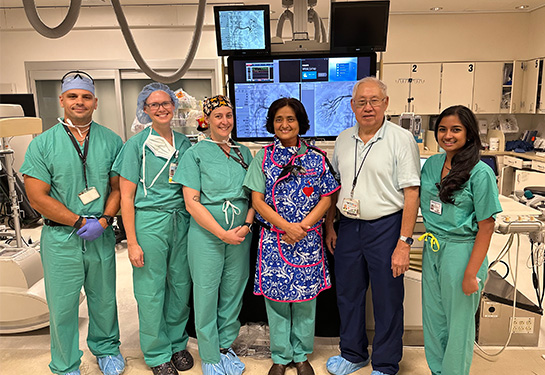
[141,128,177,196]
[58,117,92,138]
[145,132,176,159]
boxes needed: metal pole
[0,145,23,248]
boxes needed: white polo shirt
[332,119,421,221]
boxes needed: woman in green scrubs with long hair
[420,105,502,375]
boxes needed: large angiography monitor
[227,52,377,141]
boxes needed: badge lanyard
[350,139,375,198]
[217,141,248,170]
[63,125,91,189]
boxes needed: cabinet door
[440,62,475,111]
[520,59,540,113]
[382,64,411,115]
[537,60,544,114]
[473,62,503,114]
[411,63,441,115]
[511,61,524,113]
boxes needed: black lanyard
[218,141,248,170]
[351,138,375,197]
[63,125,91,189]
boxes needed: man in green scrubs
[21,71,124,375]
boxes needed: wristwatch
[242,222,253,232]
[73,216,84,229]
[399,235,414,246]
[100,215,114,226]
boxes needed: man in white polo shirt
[325,77,420,375]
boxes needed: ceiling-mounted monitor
[214,5,271,56]
[227,52,377,141]
[330,0,390,53]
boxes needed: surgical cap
[202,95,233,117]
[136,82,179,123]
[61,71,95,95]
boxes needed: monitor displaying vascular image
[227,52,377,141]
[214,5,271,56]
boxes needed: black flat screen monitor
[330,1,390,53]
[0,94,37,117]
[227,52,377,141]
[214,5,271,56]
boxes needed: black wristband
[73,216,84,229]
[100,215,114,226]
[242,222,253,232]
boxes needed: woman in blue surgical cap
[173,95,254,375]
[113,82,193,375]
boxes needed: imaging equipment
[213,5,271,56]
[227,52,376,141]
[0,103,51,333]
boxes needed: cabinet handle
[474,103,478,112]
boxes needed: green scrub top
[20,122,123,217]
[112,127,191,210]
[174,139,253,205]
[420,153,502,240]
[243,142,308,195]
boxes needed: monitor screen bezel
[330,0,390,53]
[213,5,272,57]
[227,51,377,142]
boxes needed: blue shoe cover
[220,348,245,375]
[64,371,80,375]
[202,361,227,375]
[326,355,370,375]
[97,353,125,375]
[370,371,391,375]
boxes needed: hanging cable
[22,0,82,39]
[22,0,206,83]
[109,0,207,84]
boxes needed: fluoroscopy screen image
[218,10,267,51]
[228,54,375,140]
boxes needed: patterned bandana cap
[202,95,233,117]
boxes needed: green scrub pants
[41,225,120,374]
[187,203,250,365]
[133,208,191,367]
[264,298,317,365]
[422,238,487,375]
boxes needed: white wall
[384,12,534,63]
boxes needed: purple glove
[76,218,105,241]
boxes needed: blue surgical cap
[61,71,95,95]
[136,82,179,123]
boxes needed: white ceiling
[2,0,544,15]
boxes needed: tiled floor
[1,231,544,375]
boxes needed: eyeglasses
[61,70,94,85]
[145,101,174,111]
[354,97,386,108]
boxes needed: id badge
[430,199,442,215]
[169,163,178,184]
[78,186,100,205]
[341,197,360,218]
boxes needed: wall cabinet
[440,63,475,112]
[382,63,441,116]
[382,59,543,116]
[473,62,503,114]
